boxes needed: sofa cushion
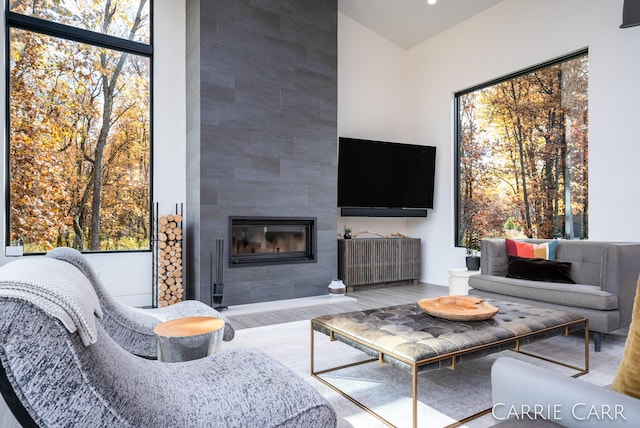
[469,274,618,311]
[612,275,640,398]
[506,256,575,284]
[554,241,608,286]
[506,238,557,260]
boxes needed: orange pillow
[505,238,557,260]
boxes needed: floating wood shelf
[337,238,421,287]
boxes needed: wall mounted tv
[338,137,436,217]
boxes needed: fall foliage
[458,53,588,246]
[8,0,151,253]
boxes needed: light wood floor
[226,283,448,329]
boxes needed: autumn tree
[457,53,588,245]
[8,0,151,252]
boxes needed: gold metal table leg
[412,365,418,428]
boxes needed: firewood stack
[157,213,183,307]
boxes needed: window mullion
[6,11,152,56]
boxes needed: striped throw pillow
[505,238,557,260]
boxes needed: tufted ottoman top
[312,299,586,372]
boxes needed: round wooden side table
[153,316,225,362]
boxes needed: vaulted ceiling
[338,0,504,49]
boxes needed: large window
[456,50,588,247]
[6,0,152,253]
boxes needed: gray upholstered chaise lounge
[0,257,336,427]
[46,247,235,359]
[469,239,640,351]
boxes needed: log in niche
[155,210,184,307]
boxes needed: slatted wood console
[337,238,421,287]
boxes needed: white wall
[340,0,640,287]
[410,0,640,285]
[0,0,186,306]
[337,13,416,238]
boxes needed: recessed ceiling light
[427,0,437,5]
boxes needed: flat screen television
[338,137,436,217]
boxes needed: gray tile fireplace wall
[185,0,338,306]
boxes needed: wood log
[157,212,184,307]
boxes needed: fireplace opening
[229,217,316,267]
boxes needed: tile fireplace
[185,0,337,305]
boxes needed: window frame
[454,48,588,248]
[4,1,154,254]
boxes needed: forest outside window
[6,0,152,253]
[455,50,588,248]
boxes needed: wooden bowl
[417,296,499,321]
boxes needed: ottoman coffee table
[311,299,588,428]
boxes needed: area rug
[223,320,626,428]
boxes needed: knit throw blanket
[0,257,103,346]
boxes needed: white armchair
[491,357,640,426]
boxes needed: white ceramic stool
[448,268,481,295]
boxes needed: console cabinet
[337,238,421,286]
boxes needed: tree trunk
[89,0,146,250]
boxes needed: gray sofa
[0,257,336,427]
[469,239,640,351]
